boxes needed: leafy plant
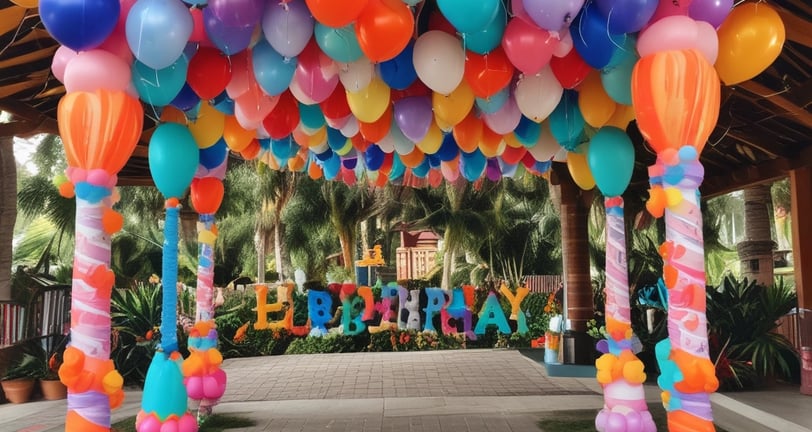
[110,282,162,386]
[2,353,42,380]
[284,333,369,355]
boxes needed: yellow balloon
[416,123,443,154]
[346,76,391,123]
[432,81,474,127]
[307,126,328,148]
[335,139,354,156]
[504,133,524,148]
[479,136,506,158]
[604,103,636,129]
[189,103,225,149]
[578,71,616,128]
[716,3,785,85]
[434,115,453,132]
[10,0,38,8]
[566,147,595,190]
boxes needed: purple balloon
[689,0,734,28]
[522,0,585,32]
[595,0,658,34]
[486,158,502,182]
[209,0,264,27]
[262,0,314,58]
[483,95,521,135]
[394,96,433,143]
[203,8,254,55]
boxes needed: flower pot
[1,378,36,404]
[40,379,67,400]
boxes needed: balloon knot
[165,197,180,208]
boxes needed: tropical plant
[110,282,162,386]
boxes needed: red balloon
[501,143,527,165]
[306,0,369,28]
[240,139,262,160]
[502,17,558,75]
[188,47,232,100]
[263,91,300,139]
[391,79,431,101]
[463,47,514,99]
[428,10,457,35]
[550,48,591,89]
[320,83,352,119]
[189,8,207,43]
[355,0,415,62]
[190,177,225,214]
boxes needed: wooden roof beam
[702,145,812,198]
[0,99,58,137]
[774,4,812,49]
[735,80,812,129]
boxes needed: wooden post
[791,166,812,311]
[0,136,16,301]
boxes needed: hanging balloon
[578,71,617,129]
[189,102,226,149]
[208,0,263,28]
[203,7,254,55]
[502,17,558,75]
[514,116,542,146]
[452,112,484,153]
[549,90,585,151]
[522,0,585,32]
[394,96,433,143]
[689,0,734,28]
[126,0,192,70]
[40,0,119,51]
[263,91,301,140]
[527,123,561,161]
[460,148,487,181]
[188,47,232,100]
[587,127,635,197]
[314,23,364,63]
[416,123,443,155]
[272,136,301,160]
[364,144,386,170]
[305,0,368,28]
[320,83,352,120]
[379,42,418,91]
[170,84,201,112]
[355,0,415,62]
[149,123,200,198]
[631,49,720,154]
[715,3,785,86]
[433,81,475,127]
[435,133,460,162]
[63,49,131,93]
[549,44,591,89]
[566,145,595,190]
[262,0,314,58]
[637,15,719,64]
[413,31,465,96]
[482,95,521,135]
[131,57,188,107]
[475,86,510,114]
[462,0,507,55]
[346,76,391,123]
[437,0,499,34]
[478,126,506,158]
[51,46,77,84]
[464,47,514,99]
[595,0,658,34]
[252,40,298,96]
[601,37,638,106]
[293,40,340,103]
[190,177,225,214]
[338,57,375,93]
[648,0,691,25]
[514,66,563,123]
[358,104,393,142]
[300,103,326,130]
[571,2,626,69]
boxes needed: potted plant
[1,353,39,403]
[38,348,66,400]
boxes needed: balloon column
[137,123,200,432]
[182,163,228,419]
[588,128,655,432]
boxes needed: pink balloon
[52,45,77,83]
[502,17,558,75]
[511,0,532,21]
[64,49,131,93]
[293,42,339,104]
[440,160,460,182]
[203,375,225,398]
[226,51,251,99]
[99,27,134,63]
[648,0,693,26]
[325,113,351,129]
[178,414,198,432]
[185,376,204,400]
[637,15,718,63]
[552,28,572,58]
[483,95,521,135]
[137,415,161,432]
[159,419,179,432]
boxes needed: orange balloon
[306,0,368,28]
[452,112,483,153]
[190,177,225,214]
[631,49,720,155]
[359,104,392,142]
[223,115,254,152]
[478,126,505,158]
[355,0,415,62]
[58,90,143,174]
[578,71,616,128]
[240,139,261,160]
[715,3,785,86]
[160,106,187,125]
[463,47,514,99]
[400,147,425,168]
[432,81,474,127]
[308,160,323,180]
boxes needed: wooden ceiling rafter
[735,80,812,129]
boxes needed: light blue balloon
[252,40,297,96]
[126,0,193,70]
[141,352,188,419]
[389,153,406,181]
[271,136,300,160]
[475,86,509,114]
[314,23,363,63]
[437,0,500,34]
[549,90,585,151]
[326,127,346,151]
[587,127,634,197]
[460,149,486,181]
[299,103,326,129]
[412,159,430,178]
[149,123,199,198]
[132,57,188,107]
[462,0,506,55]
[514,116,541,146]
[323,152,341,180]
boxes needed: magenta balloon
[688,0,733,28]
[262,0,314,58]
[209,0,264,27]
[394,96,433,143]
[647,0,693,26]
[293,42,339,103]
[522,0,585,31]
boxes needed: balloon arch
[35,0,785,431]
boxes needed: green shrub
[284,333,369,355]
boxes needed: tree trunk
[339,227,356,278]
[256,228,266,284]
[0,138,15,301]
[737,184,775,286]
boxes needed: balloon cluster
[183,322,227,405]
[39,0,785,189]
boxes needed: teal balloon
[438,0,500,34]
[299,103,326,129]
[587,127,634,197]
[460,149,486,181]
[549,90,585,151]
[149,123,199,198]
[323,152,341,180]
[389,153,406,181]
[314,23,363,63]
[601,38,637,105]
[462,0,506,55]
[132,57,188,107]
[252,40,297,96]
[514,116,541,146]
[141,352,188,419]
[475,86,509,114]
[271,135,299,160]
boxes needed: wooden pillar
[791,167,812,311]
[0,136,15,301]
[556,167,594,364]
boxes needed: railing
[523,275,563,294]
[1,285,70,352]
[395,247,437,281]
[775,308,812,354]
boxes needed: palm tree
[737,184,776,285]
[255,164,299,282]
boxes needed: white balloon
[413,31,465,96]
[553,146,568,162]
[288,77,318,105]
[340,115,360,137]
[338,58,375,92]
[515,66,563,123]
[527,123,560,161]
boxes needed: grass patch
[536,403,729,432]
[112,414,255,432]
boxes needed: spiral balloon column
[595,198,655,432]
[632,49,721,432]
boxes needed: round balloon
[462,0,507,55]
[149,123,200,198]
[314,23,364,64]
[40,0,119,51]
[126,0,193,70]
[437,0,500,34]
[587,127,634,197]
[413,31,465,96]
[514,66,563,123]
[262,0,314,58]
[715,3,785,86]
[355,0,414,62]
[252,40,298,96]
[522,0,585,32]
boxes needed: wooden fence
[523,275,563,294]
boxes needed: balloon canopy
[41,0,785,189]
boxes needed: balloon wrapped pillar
[137,124,200,432]
[588,128,654,432]
[56,90,140,432]
[632,49,721,432]
[183,174,228,421]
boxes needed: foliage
[367,329,465,352]
[284,333,369,355]
[706,275,799,389]
[586,319,607,341]
[110,282,162,386]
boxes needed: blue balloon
[364,144,385,171]
[514,116,542,146]
[126,0,193,70]
[212,91,235,115]
[587,127,634,197]
[314,23,363,63]
[170,83,200,112]
[462,0,506,55]
[378,42,417,91]
[132,57,189,107]
[475,86,509,114]
[601,37,637,106]
[40,0,119,51]
[412,159,431,178]
[315,147,334,162]
[437,0,500,34]
[149,123,200,198]
[199,138,228,169]
[571,2,627,70]
[322,152,341,180]
[460,149,486,181]
[549,90,585,151]
[203,6,253,55]
[299,103,326,129]
[427,154,441,168]
[436,133,460,162]
[184,101,201,120]
[252,40,297,96]
[271,136,299,160]
[342,157,358,170]
[326,127,346,151]
[595,0,658,34]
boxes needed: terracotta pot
[40,379,67,400]
[1,378,35,404]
